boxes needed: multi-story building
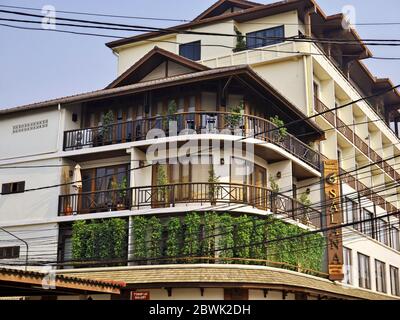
[0,0,399,300]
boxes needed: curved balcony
[58,182,322,228]
[63,111,321,170]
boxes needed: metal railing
[58,182,322,228]
[63,111,321,170]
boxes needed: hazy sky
[1,0,399,109]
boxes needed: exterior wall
[252,58,307,114]
[116,35,178,75]
[0,107,61,160]
[0,223,58,266]
[0,158,63,224]
[146,288,224,300]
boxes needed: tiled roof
[60,264,398,300]
[0,267,125,294]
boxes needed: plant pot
[117,203,126,211]
[65,206,73,216]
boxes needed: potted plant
[116,176,128,210]
[99,110,114,145]
[298,191,312,225]
[65,205,73,216]
[208,167,220,205]
[269,175,280,213]
[233,27,247,52]
[224,101,244,132]
[156,165,168,207]
[269,115,288,143]
[163,100,177,136]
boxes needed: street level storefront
[60,264,398,300]
[0,268,125,299]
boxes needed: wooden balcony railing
[58,182,322,228]
[315,96,400,182]
[63,111,321,170]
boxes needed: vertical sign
[323,160,344,281]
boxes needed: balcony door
[80,164,129,213]
[250,164,267,210]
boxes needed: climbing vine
[202,212,219,260]
[250,217,267,261]
[183,212,201,261]
[218,213,235,263]
[166,217,182,262]
[79,212,329,274]
[148,216,163,263]
[71,219,127,262]
[234,215,253,264]
[132,216,147,261]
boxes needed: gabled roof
[106,46,209,89]
[193,0,263,22]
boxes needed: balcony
[63,111,321,170]
[315,97,400,182]
[58,182,322,228]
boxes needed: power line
[3,4,400,27]
[4,9,400,46]
[2,21,400,61]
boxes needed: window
[0,246,20,259]
[246,25,284,49]
[358,253,371,289]
[375,260,387,293]
[361,209,374,238]
[376,218,389,246]
[343,247,352,285]
[390,266,400,296]
[179,41,201,61]
[390,226,400,251]
[344,197,359,227]
[1,181,25,195]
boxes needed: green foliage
[148,216,163,262]
[156,165,168,203]
[166,217,182,261]
[233,27,247,52]
[183,212,201,259]
[132,216,147,260]
[71,219,127,262]
[266,216,324,272]
[101,110,115,141]
[250,217,267,261]
[208,168,220,203]
[117,176,128,200]
[224,101,244,128]
[269,175,280,193]
[72,212,325,274]
[298,192,312,225]
[269,115,288,139]
[234,215,253,264]
[218,213,235,262]
[202,212,219,258]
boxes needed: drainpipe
[0,227,29,271]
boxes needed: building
[0,0,399,300]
